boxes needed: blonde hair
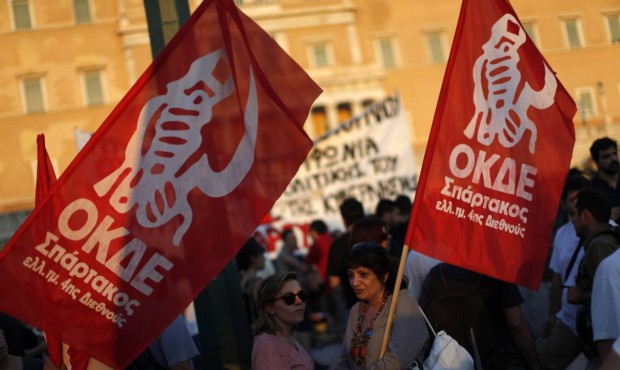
[251,272,298,336]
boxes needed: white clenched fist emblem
[94,49,259,246]
[464,14,557,154]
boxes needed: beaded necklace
[349,294,389,365]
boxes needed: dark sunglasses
[273,291,308,305]
[352,242,381,251]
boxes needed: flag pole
[379,243,410,358]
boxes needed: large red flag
[0,0,321,368]
[406,0,576,289]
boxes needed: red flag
[406,0,576,289]
[35,135,57,208]
[0,0,321,368]
[36,136,92,370]
[35,135,63,368]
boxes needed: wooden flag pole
[379,243,410,358]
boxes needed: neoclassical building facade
[0,0,618,228]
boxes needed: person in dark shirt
[236,238,266,326]
[589,137,620,222]
[0,313,40,357]
[0,326,44,370]
[568,189,618,304]
[389,194,412,259]
[419,264,542,370]
[326,198,364,326]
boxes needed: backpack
[424,265,505,370]
[410,307,474,370]
[575,226,620,358]
[576,303,597,359]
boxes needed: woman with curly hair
[336,242,428,369]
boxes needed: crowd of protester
[237,136,620,370]
[1,136,619,369]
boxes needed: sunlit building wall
[0,0,618,223]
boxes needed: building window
[362,99,375,109]
[521,21,540,48]
[425,32,446,64]
[376,37,399,69]
[309,43,331,68]
[606,14,620,44]
[83,70,104,106]
[74,0,91,24]
[576,88,596,120]
[562,18,583,48]
[311,106,328,137]
[337,103,352,124]
[12,0,32,30]
[22,78,45,113]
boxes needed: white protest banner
[271,93,418,230]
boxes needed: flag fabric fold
[36,136,91,370]
[0,0,321,367]
[35,135,68,369]
[35,135,57,208]
[406,0,576,290]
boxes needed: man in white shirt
[592,248,620,361]
[536,174,590,369]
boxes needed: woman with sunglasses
[251,272,314,370]
[336,242,428,369]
